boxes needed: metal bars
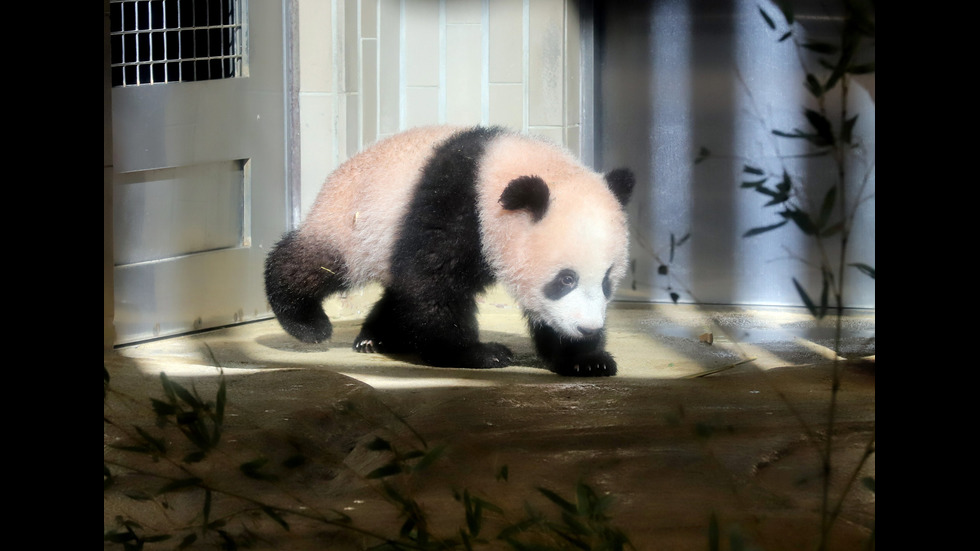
[109,0,246,87]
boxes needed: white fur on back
[298,126,463,286]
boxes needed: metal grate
[109,0,247,87]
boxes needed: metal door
[109,0,288,344]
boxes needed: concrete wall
[296,0,583,220]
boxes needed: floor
[104,296,875,550]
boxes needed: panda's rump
[297,126,464,287]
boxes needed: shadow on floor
[104,303,875,550]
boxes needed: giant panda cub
[265,126,634,376]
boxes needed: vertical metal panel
[594,0,875,309]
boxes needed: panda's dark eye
[544,269,578,300]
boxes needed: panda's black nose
[577,326,599,336]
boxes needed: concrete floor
[104,296,875,550]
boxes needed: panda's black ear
[604,168,635,208]
[499,175,550,222]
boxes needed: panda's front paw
[553,351,617,377]
[353,337,379,353]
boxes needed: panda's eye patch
[602,266,613,298]
[544,269,579,300]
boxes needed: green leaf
[538,487,577,514]
[804,109,835,146]
[792,278,824,319]
[182,451,207,463]
[758,7,776,29]
[366,462,404,479]
[134,426,167,454]
[694,146,711,164]
[203,488,212,531]
[365,436,392,451]
[262,506,290,531]
[708,513,721,551]
[780,208,818,235]
[863,476,875,493]
[157,477,203,494]
[740,178,768,189]
[670,292,680,304]
[496,465,509,482]
[282,454,307,469]
[842,115,859,145]
[819,270,830,319]
[215,376,226,426]
[850,263,876,279]
[818,186,837,228]
[820,221,843,237]
[150,398,177,417]
[805,73,823,97]
[240,458,278,481]
[412,444,447,473]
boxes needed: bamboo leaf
[781,208,818,235]
[741,178,768,189]
[805,74,823,97]
[412,444,447,473]
[366,463,404,479]
[240,458,278,481]
[758,7,776,30]
[365,436,392,451]
[496,465,509,482]
[842,115,859,145]
[150,398,176,417]
[538,487,577,514]
[262,506,290,531]
[804,109,835,146]
[134,426,168,454]
[743,165,765,176]
[157,477,203,494]
[183,451,207,464]
[819,271,830,318]
[819,186,837,228]
[215,376,226,426]
[202,488,212,531]
[850,263,876,279]
[792,278,823,319]
[743,220,789,237]
[694,146,711,164]
[820,221,843,237]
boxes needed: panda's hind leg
[264,230,349,343]
[354,287,513,369]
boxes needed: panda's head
[477,136,634,340]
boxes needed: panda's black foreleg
[530,322,617,377]
[355,287,513,369]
